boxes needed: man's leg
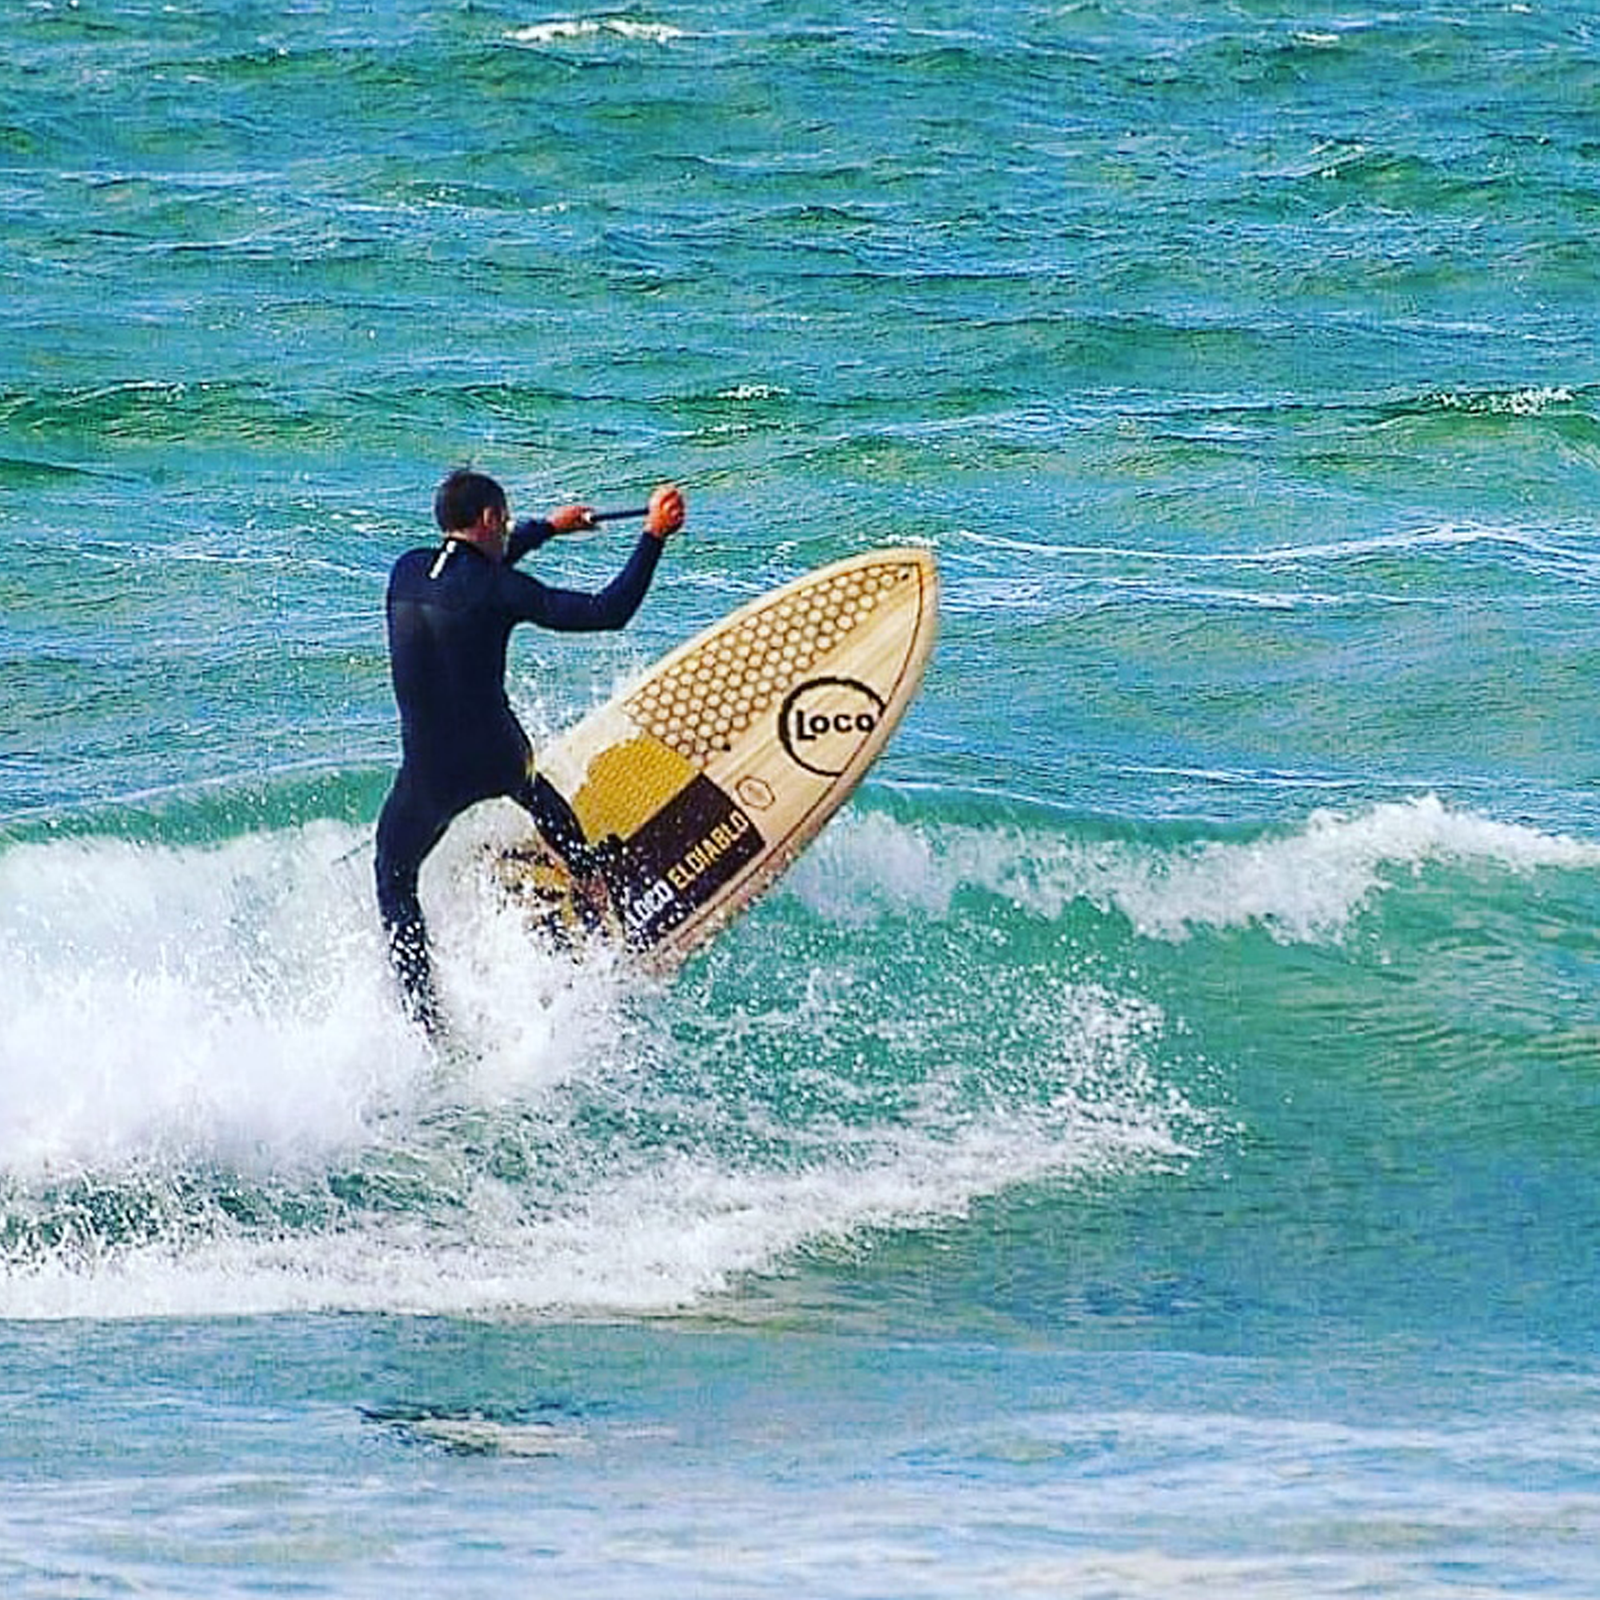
[514,774,617,931]
[515,773,594,873]
[374,779,451,1034]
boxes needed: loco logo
[778,676,886,776]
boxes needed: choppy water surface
[4,4,1600,1595]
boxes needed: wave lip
[792,794,1600,945]
[1089,795,1600,944]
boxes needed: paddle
[565,503,682,541]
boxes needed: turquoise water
[6,3,1600,1593]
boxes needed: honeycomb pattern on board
[626,559,918,764]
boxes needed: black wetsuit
[375,518,663,1028]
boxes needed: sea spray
[0,801,1204,1320]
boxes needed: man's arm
[507,504,596,566]
[501,532,665,632]
[500,484,685,631]
[506,517,558,566]
[503,483,685,622]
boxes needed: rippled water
[5,3,1600,1595]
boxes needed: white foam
[0,812,633,1176]
[0,809,1197,1320]
[0,823,415,1179]
[1435,384,1575,416]
[505,18,685,47]
[1063,795,1600,943]
[789,794,1600,943]
[6,792,1574,1322]
[0,968,1189,1322]
[953,518,1590,573]
[419,800,637,1102]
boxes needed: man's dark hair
[434,468,507,533]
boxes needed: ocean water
[4,1,1600,1594]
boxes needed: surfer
[375,469,686,1033]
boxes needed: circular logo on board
[779,677,887,776]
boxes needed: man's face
[485,500,511,560]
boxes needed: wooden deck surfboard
[492,546,939,971]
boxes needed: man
[375,468,686,1032]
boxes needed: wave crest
[790,794,1599,943]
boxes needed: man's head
[434,469,508,534]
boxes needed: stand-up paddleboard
[492,547,938,971]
